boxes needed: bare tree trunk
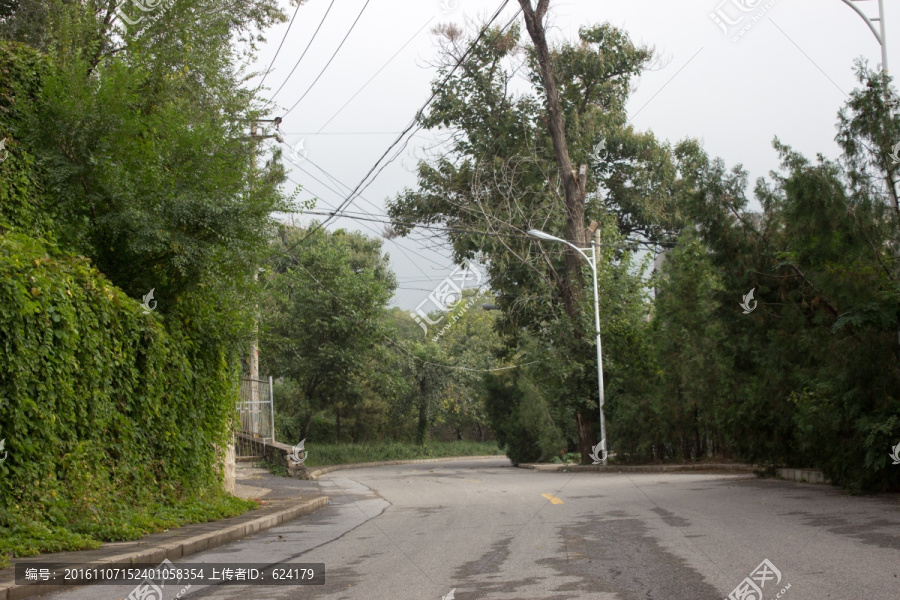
[518,0,588,318]
[576,411,591,464]
[417,398,428,446]
[520,0,594,459]
[300,413,313,442]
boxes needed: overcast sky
[253,0,894,310]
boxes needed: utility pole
[247,117,282,436]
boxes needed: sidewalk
[0,461,328,600]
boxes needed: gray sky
[255,0,894,310]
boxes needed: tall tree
[518,0,587,316]
[388,18,657,462]
[261,224,396,443]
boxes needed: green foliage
[0,42,52,236]
[0,232,255,557]
[261,224,397,443]
[389,21,660,464]
[392,22,900,492]
[643,64,900,491]
[0,0,294,558]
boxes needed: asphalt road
[38,458,900,600]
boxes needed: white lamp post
[841,0,888,73]
[840,0,900,204]
[528,229,608,465]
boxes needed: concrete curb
[776,467,830,484]
[0,496,329,600]
[517,462,758,474]
[303,455,507,480]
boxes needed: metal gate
[237,376,275,441]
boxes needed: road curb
[776,467,830,484]
[303,455,507,480]
[517,462,758,474]
[0,496,329,600]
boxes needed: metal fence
[237,376,275,442]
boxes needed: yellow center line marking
[541,493,564,505]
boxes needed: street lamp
[841,0,888,73]
[840,0,900,201]
[527,229,608,465]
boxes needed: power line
[270,0,338,100]
[280,131,406,135]
[315,14,436,133]
[282,0,372,117]
[273,141,458,273]
[292,1,516,247]
[255,0,305,93]
[275,156,448,275]
[324,7,524,225]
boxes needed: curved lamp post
[527,229,607,465]
[840,0,900,203]
[840,0,888,73]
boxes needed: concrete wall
[234,432,307,479]
[214,439,237,494]
[224,442,236,493]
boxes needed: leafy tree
[388,19,666,462]
[641,63,900,491]
[261,224,396,443]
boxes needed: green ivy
[0,232,250,562]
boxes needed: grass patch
[260,455,289,477]
[551,452,583,465]
[0,492,257,568]
[302,440,503,467]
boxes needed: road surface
[37,458,900,599]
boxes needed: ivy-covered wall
[0,231,239,545]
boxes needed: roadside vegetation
[0,0,283,563]
[1,0,898,574]
[386,20,900,493]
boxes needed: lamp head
[527,229,558,242]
